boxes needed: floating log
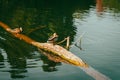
[0,21,88,68]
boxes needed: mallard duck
[47,33,58,44]
[12,27,22,34]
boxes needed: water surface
[0,0,120,80]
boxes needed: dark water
[0,0,120,80]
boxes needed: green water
[0,0,120,80]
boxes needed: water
[0,0,120,80]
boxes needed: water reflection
[40,54,61,72]
[96,0,103,15]
[0,51,4,68]
[8,69,27,79]
[0,28,32,79]
[103,0,120,12]
[1,0,120,80]
[0,0,78,78]
[0,40,28,79]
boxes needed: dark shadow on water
[0,28,32,79]
[0,53,4,68]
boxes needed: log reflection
[40,53,61,72]
[38,48,88,68]
[96,0,103,15]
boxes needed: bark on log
[0,21,88,68]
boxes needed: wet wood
[0,21,88,68]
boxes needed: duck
[11,27,22,34]
[47,33,58,44]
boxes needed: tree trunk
[0,21,88,68]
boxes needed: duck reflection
[38,47,61,72]
[40,54,61,72]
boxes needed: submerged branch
[70,32,86,49]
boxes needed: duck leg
[57,36,70,49]
[66,36,70,49]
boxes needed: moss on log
[0,21,88,68]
